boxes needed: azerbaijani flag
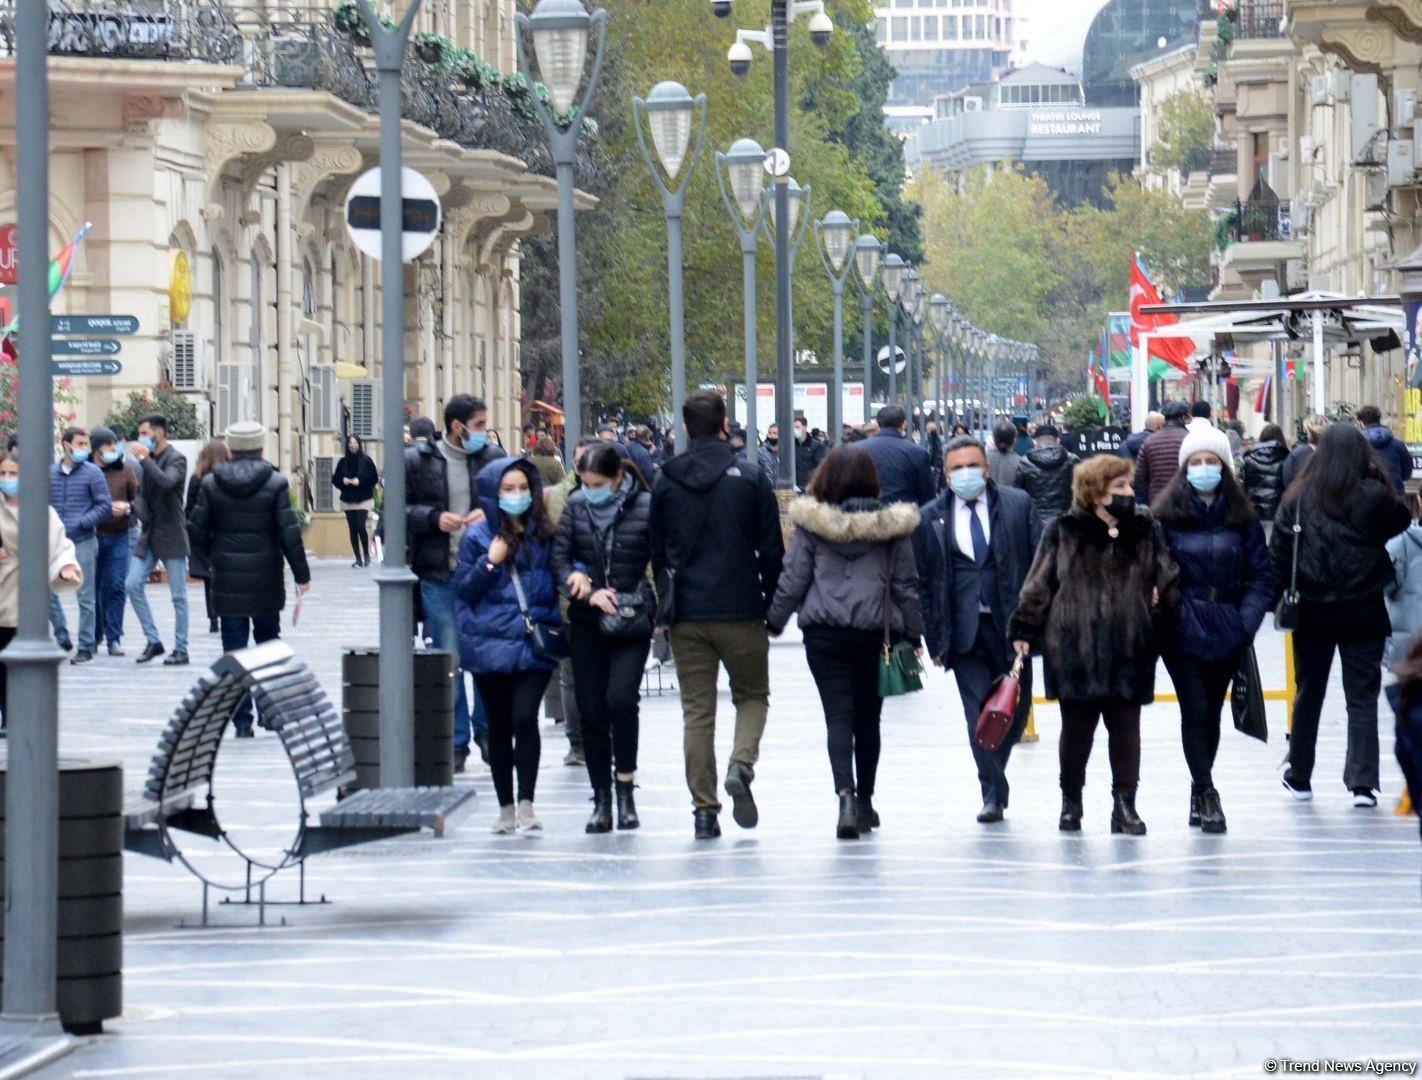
[0,221,92,338]
[1254,373,1273,419]
[1090,331,1112,421]
[1129,252,1196,378]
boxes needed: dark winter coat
[134,443,189,559]
[95,455,138,539]
[792,435,827,492]
[650,437,784,624]
[912,481,1037,665]
[48,460,110,544]
[1013,444,1078,536]
[1239,441,1289,520]
[1122,428,1151,462]
[1133,422,1188,504]
[551,479,656,628]
[1159,492,1272,662]
[184,473,211,580]
[986,445,1021,489]
[1008,504,1180,705]
[405,436,504,583]
[759,443,781,487]
[187,454,310,618]
[1282,443,1313,490]
[1384,683,1422,839]
[861,429,936,507]
[1384,524,1422,665]
[1363,424,1413,493]
[767,497,925,640]
[331,443,380,504]
[453,458,560,675]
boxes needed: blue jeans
[221,613,281,730]
[125,549,189,653]
[49,535,98,652]
[94,532,131,647]
[419,577,486,750]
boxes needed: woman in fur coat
[767,445,924,840]
[1009,454,1179,835]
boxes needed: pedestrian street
[42,559,1422,1080]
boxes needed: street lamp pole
[716,139,769,447]
[516,0,608,453]
[762,178,810,482]
[881,253,904,409]
[901,268,918,423]
[634,81,708,451]
[852,235,881,424]
[815,210,856,443]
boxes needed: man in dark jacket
[188,421,311,735]
[651,390,784,840]
[1133,400,1191,504]
[1357,405,1413,493]
[759,423,780,486]
[48,425,111,662]
[90,426,138,657]
[913,435,1038,823]
[1122,411,1163,461]
[791,416,825,492]
[861,405,935,506]
[1013,424,1077,540]
[406,393,504,769]
[124,412,191,665]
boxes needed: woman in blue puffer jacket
[1152,423,1272,835]
[456,457,562,834]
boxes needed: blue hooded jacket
[454,457,560,675]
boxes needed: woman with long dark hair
[456,458,562,833]
[767,445,923,838]
[1272,423,1411,807]
[1152,424,1272,833]
[331,434,379,567]
[1240,423,1289,520]
[185,439,231,634]
[551,443,655,832]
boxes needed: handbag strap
[1288,521,1301,594]
[508,561,535,631]
[882,544,894,651]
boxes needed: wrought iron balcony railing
[1231,197,1292,243]
[1234,2,1285,40]
[1208,147,1238,177]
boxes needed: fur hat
[1178,419,1233,469]
[225,421,266,453]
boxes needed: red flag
[1129,252,1195,373]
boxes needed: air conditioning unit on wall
[312,456,335,514]
[168,330,204,391]
[349,380,380,440]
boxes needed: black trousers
[1290,628,1384,791]
[221,614,282,730]
[474,669,552,807]
[802,625,884,797]
[568,622,649,789]
[1163,649,1237,791]
[950,616,1031,807]
[344,509,370,561]
[1059,700,1141,796]
[0,624,14,726]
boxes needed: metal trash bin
[342,648,456,791]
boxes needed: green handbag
[876,547,923,697]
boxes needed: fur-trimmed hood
[789,496,920,545]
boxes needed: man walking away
[124,412,190,665]
[914,435,1037,823]
[1357,405,1413,493]
[1133,400,1190,504]
[651,390,784,839]
[1014,424,1078,541]
[792,415,826,492]
[188,422,310,735]
[91,426,137,657]
[986,421,1022,489]
[1122,411,1163,462]
[48,426,110,662]
[407,394,504,770]
[924,420,945,491]
[862,405,935,507]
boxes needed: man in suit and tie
[913,435,1038,823]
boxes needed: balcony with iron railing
[1233,1,1285,40]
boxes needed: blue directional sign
[51,338,121,356]
[50,314,138,336]
[52,359,122,377]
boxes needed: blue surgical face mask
[461,425,488,453]
[583,483,615,506]
[949,466,986,501]
[138,436,156,452]
[69,448,90,463]
[100,449,121,465]
[499,492,533,517]
[1186,463,1223,493]
[0,478,19,499]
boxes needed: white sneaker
[1352,789,1378,808]
[517,800,542,831]
[491,806,517,834]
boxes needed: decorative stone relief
[237,133,316,226]
[202,121,277,220]
[292,143,364,222]
[121,94,166,134]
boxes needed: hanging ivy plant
[412,30,451,67]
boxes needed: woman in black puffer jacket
[1271,423,1411,807]
[1239,424,1289,520]
[551,444,656,834]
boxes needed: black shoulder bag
[591,509,652,639]
[1273,521,1301,632]
[509,561,570,662]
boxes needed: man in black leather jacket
[1013,425,1078,543]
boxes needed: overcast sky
[1016,0,1108,71]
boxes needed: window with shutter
[313,456,336,513]
[310,365,337,432]
[215,363,246,435]
[349,380,380,439]
[169,330,202,390]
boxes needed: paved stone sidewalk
[37,560,1422,1080]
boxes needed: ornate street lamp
[852,234,880,423]
[881,253,905,407]
[815,209,857,440]
[716,137,769,446]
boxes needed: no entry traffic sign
[344,166,442,263]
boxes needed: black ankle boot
[585,789,613,834]
[1198,787,1227,834]
[1059,793,1083,832]
[856,795,878,833]
[614,779,640,830]
[1188,789,1203,828]
[1110,791,1147,836]
[836,792,859,839]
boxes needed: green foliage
[1061,394,1106,431]
[1212,205,1239,252]
[289,486,311,529]
[0,352,81,440]
[103,383,201,440]
[1149,90,1215,174]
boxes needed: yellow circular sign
[169,250,191,326]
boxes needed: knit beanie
[1178,418,1234,469]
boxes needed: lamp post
[852,235,881,423]
[881,252,905,408]
[815,209,856,442]
[911,282,927,428]
[762,177,811,483]
[716,138,769,446]
[516,0,608,452]
[900,267,918,422]
[634,80,708,451]
[930,294,950,426]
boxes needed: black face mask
[1106,494,1136,521]
[767,437,778,448]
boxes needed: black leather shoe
[1059,793,1083,832]
[474,732,490,765]
[1198,787,1227,834]
[723,763,758,829]
[208,618,219,634]
[136,641,165,664]
[693,809,720,839]
[836,793,859,839]
[55,637,72,653]
[163,650,190,666]
[234,726,255,740]
[615,779,640,830]
[454,748,469,774]
[856,795,879,833]
[586,789,613,834]
[1110,791,1147,835]
[976,800,1004,824]
[1188,790,1202,828]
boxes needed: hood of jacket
[1025,444,1071,471]
[212,455,275,499]
[475,456,543,528]
[788,496,919,546]
[1364,424,1398,450]
[658,437,740,493]
[1244,441,1289,466]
